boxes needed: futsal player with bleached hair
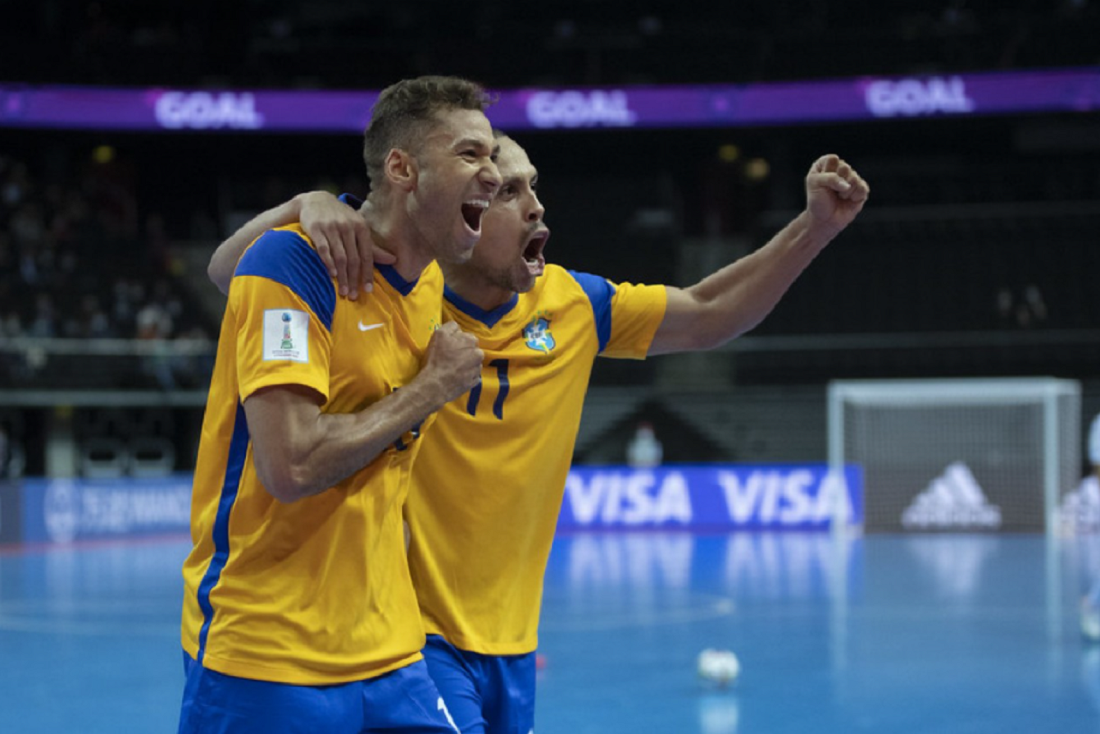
[179,76,500,733]
[210,134,869,733]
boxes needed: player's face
[409,109,501,264]
[462,137,550,294]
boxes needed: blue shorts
[178,651,460,733]
[421,635,536,734]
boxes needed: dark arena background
[2,3,1100,732]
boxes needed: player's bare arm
[649,154,869,355]
[245,322,483,503]
[208,191,389,299]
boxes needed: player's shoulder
[235,224,334,313]
[524,265,595,308]
[244,223,314,259]
[268,223,312,245]
[541,265,611,294]
[556,267,621,304]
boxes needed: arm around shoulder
[208,191,382,299]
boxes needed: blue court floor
[2,531,1100,733]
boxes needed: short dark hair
[363,76,493,188]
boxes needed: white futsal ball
[697,648,740,686]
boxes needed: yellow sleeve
[602,280,667,359]
[228,227,335,403]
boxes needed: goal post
[828,378,1081,534]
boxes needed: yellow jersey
[406,265,666,654]
[181,224,443,685]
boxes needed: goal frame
[827,377,1081,535]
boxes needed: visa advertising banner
[558,464,863,531]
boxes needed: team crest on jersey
[523,313,556,353]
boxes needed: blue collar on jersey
[378,264,418,296]
[443,285,518,328]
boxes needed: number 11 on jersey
[466,358,510,420]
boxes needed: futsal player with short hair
[210,134,869,733]
[178,76,501,733]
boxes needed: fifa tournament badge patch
[523,312,555,353]
[263,309,309,363]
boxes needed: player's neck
[440,266,516,311]
[365,203,434,283]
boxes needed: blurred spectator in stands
[73,295,114,338]
[0,311,21,339]
[1021,284,1048,326]
[150,279,182,327]
[1,158,31,210]
[1012,283,1048,329]
[136,294,176,389]
[10,201,46,246]
[27,293,57,338]
[995,283,1049,329]
[114,278,143,328]
[627,421,664,468]
[172,325,216,389]
[136,299,173,341]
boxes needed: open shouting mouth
[523,228,550,277]
[461,198,490,235]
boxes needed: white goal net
[828,378,1080,534]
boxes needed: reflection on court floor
[1,532,1098,733]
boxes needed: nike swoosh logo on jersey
[358,321,384,332]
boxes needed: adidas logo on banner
[1059,475,1100,533]
[901,461,1002,529]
